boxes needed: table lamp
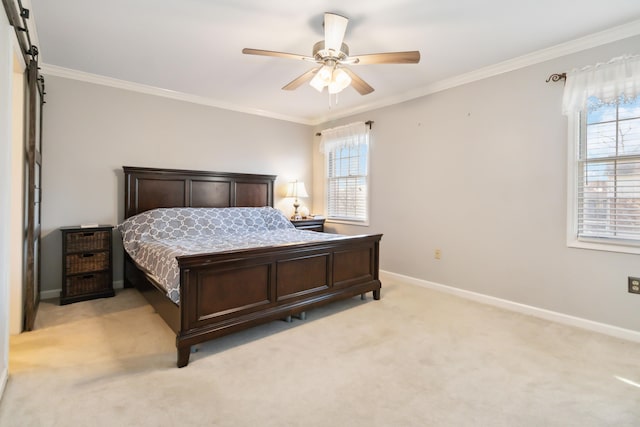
[286,180,309,220]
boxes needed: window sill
[567,238,640,255]
[326,219,370,227]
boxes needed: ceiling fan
[242,12,420,95]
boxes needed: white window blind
[563,55,640,250]
[320,122,369,223]
[578,96,640,242]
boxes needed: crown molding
[313,18,640,125]
[41,18,640,127]
[39,64,315,126]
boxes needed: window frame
[566,107,640,255]
[323,130,370,226]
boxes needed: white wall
[314,35,640,333]
[40,76,314,294]
[0,15,13,400]
[9,52,24,335]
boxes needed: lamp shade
[309,63,352,94]
[310,65,333,92]
[328,68,351,94]
[286,181,309,198]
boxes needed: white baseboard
[40,280,125,301]
[0,367,7,402]
[40,289,60,300]
[380,270,640,343]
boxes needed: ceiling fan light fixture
[309,73,326,92]
[309,64,335,92]
[328,67,352,94]
[317,65,333,83]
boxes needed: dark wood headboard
[123,166,276,218]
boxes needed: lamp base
[292,199,301,221]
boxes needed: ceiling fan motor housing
[313,41,349,62]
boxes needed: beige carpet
[1,280,640,426]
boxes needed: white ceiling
[27,0,640,125]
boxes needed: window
[320,122,369,224]
[564,55,640,252]
[577,97,640,243]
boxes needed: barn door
[23,58,44,331]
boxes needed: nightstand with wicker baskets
[60,225,115,305]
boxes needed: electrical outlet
[434,249,441,260]
[628,277,640,294]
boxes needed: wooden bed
[122,166,382,367]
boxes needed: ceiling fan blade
[342,68,374,95]
[351,51,421,65]
[282,67,321,90]
[324,12,348,52]
[242,48,313,62]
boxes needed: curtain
[562,54,640,116]
[319,121,368,154]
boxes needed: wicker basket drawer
[65,251,109,274]
[66,230,110,252]
[61,226,114,305]
[65,272,110,297]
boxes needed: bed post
[373,238,381,300]
[177,345,191,368]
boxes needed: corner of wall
[1,8,15,402]
[0,368,7,401]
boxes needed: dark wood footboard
[174,234,381,367]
